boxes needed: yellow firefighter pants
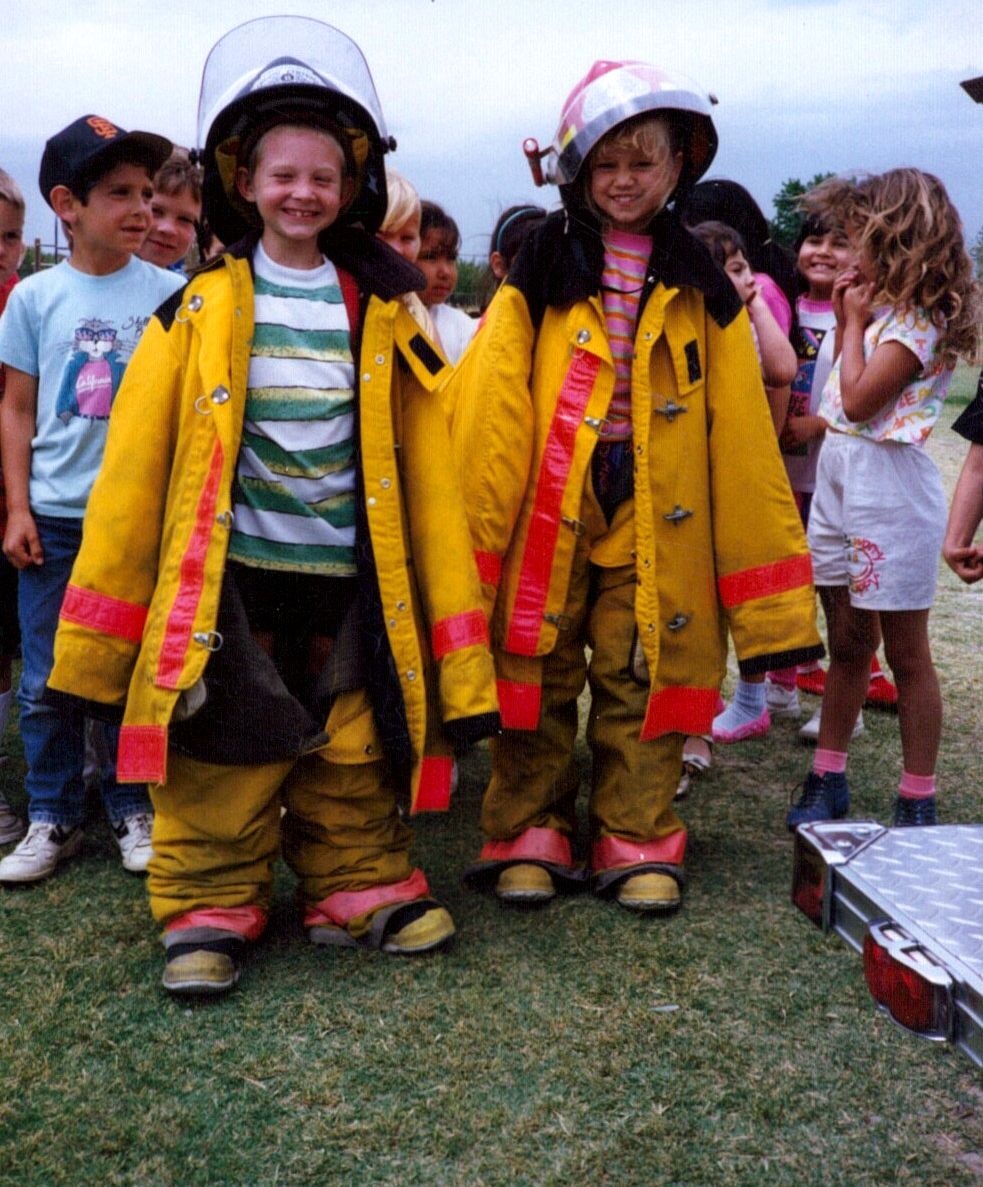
[148,688,413,926]
[482,502,685,847]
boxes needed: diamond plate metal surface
[842,825,983,980]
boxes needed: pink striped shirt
[601,230,651,440]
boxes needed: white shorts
[807,431,945,611]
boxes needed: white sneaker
[798,707,865,743]
[0,792,26,845]
[765,681,801,719]
[112,812,154,874]
[0,822,83,883]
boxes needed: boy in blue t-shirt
[0,115,183,883]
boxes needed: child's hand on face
[841,277,874,326]
[831,266,860,323]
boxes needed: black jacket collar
[507,206,742,331]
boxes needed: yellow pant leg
[585,563,685,842]
[281,688,413,909]
[481,540,591,842]
[148,751,291,927]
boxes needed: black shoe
[786,770,850,832]
[893,795,937,827]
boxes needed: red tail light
[862,922,953,1040]
[791,834,827,926]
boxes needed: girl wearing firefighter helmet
[449,60,822,914]
[47,17,499,995]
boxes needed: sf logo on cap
[87,117,120,140]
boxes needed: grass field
[0,372,980,1186]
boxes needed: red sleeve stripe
[717,554,814,610]
[412,755,455,814]
[496,678,542,731]
[505,350,601,653]
[475,549,502,587]
[60,584,147,643]
[431,609,489,659]
[640,685,719,741]
[156,439,225,689]
[117,724,167,784]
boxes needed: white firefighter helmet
[532,60,718,197]
[197,16,394,244]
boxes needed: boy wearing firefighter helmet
[47,17,499,994]
[451,60,822,912]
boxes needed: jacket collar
[217,227,425,302]
[508,206,742,330]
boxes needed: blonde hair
[380,168,421,236]
[804,170,982,368]
[580,113,682,223]
[0,167,25,214]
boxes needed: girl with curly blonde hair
[787,168,982,832]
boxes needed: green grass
[1,392,981,1186]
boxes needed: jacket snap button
[576,329,591,344]
[362,373,372,383]
[187,295,203,312]
[375,354,385,365]
[367,496,377,507]
[406,670,417,681]
[396,601,407,611]
[211,385,230,404]
[380,477,392,490]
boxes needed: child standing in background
[0,117,182,882]
[680,218,797,779]
[376,167,435,340]
[0,168,26,844]
[418,200,476,362]
[449,60,821,913]
[787,169,982,830]
[137,150,203,273]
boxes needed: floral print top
[819,305,952,446]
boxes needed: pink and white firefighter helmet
[528,60,718,193]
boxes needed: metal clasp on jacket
[654,400,687,422]
[561,515,586,537]
[666,613,690,632]
[584,415,610,436]
[192,630,223,651]
[194,385,231,415]
[543,612,573,631]
[174,294,204,324]
[663,505,693,525]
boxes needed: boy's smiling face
[139,187,201,269]
[237,125,352,269]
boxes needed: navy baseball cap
[39,115,172,208]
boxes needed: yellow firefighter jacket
[449,209,822,739]
[48,234,499,812]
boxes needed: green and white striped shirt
[228,244,357,574]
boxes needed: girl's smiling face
[797,229,855,299]
[588,118,682,233]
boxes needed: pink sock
[768,666,797,691]
[813,748,847,776]
[899,771,936,799]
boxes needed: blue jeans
[17,514,150,828]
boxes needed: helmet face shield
[198,17,392,243]
[542,60,718,195]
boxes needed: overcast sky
[3,0,982,260]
